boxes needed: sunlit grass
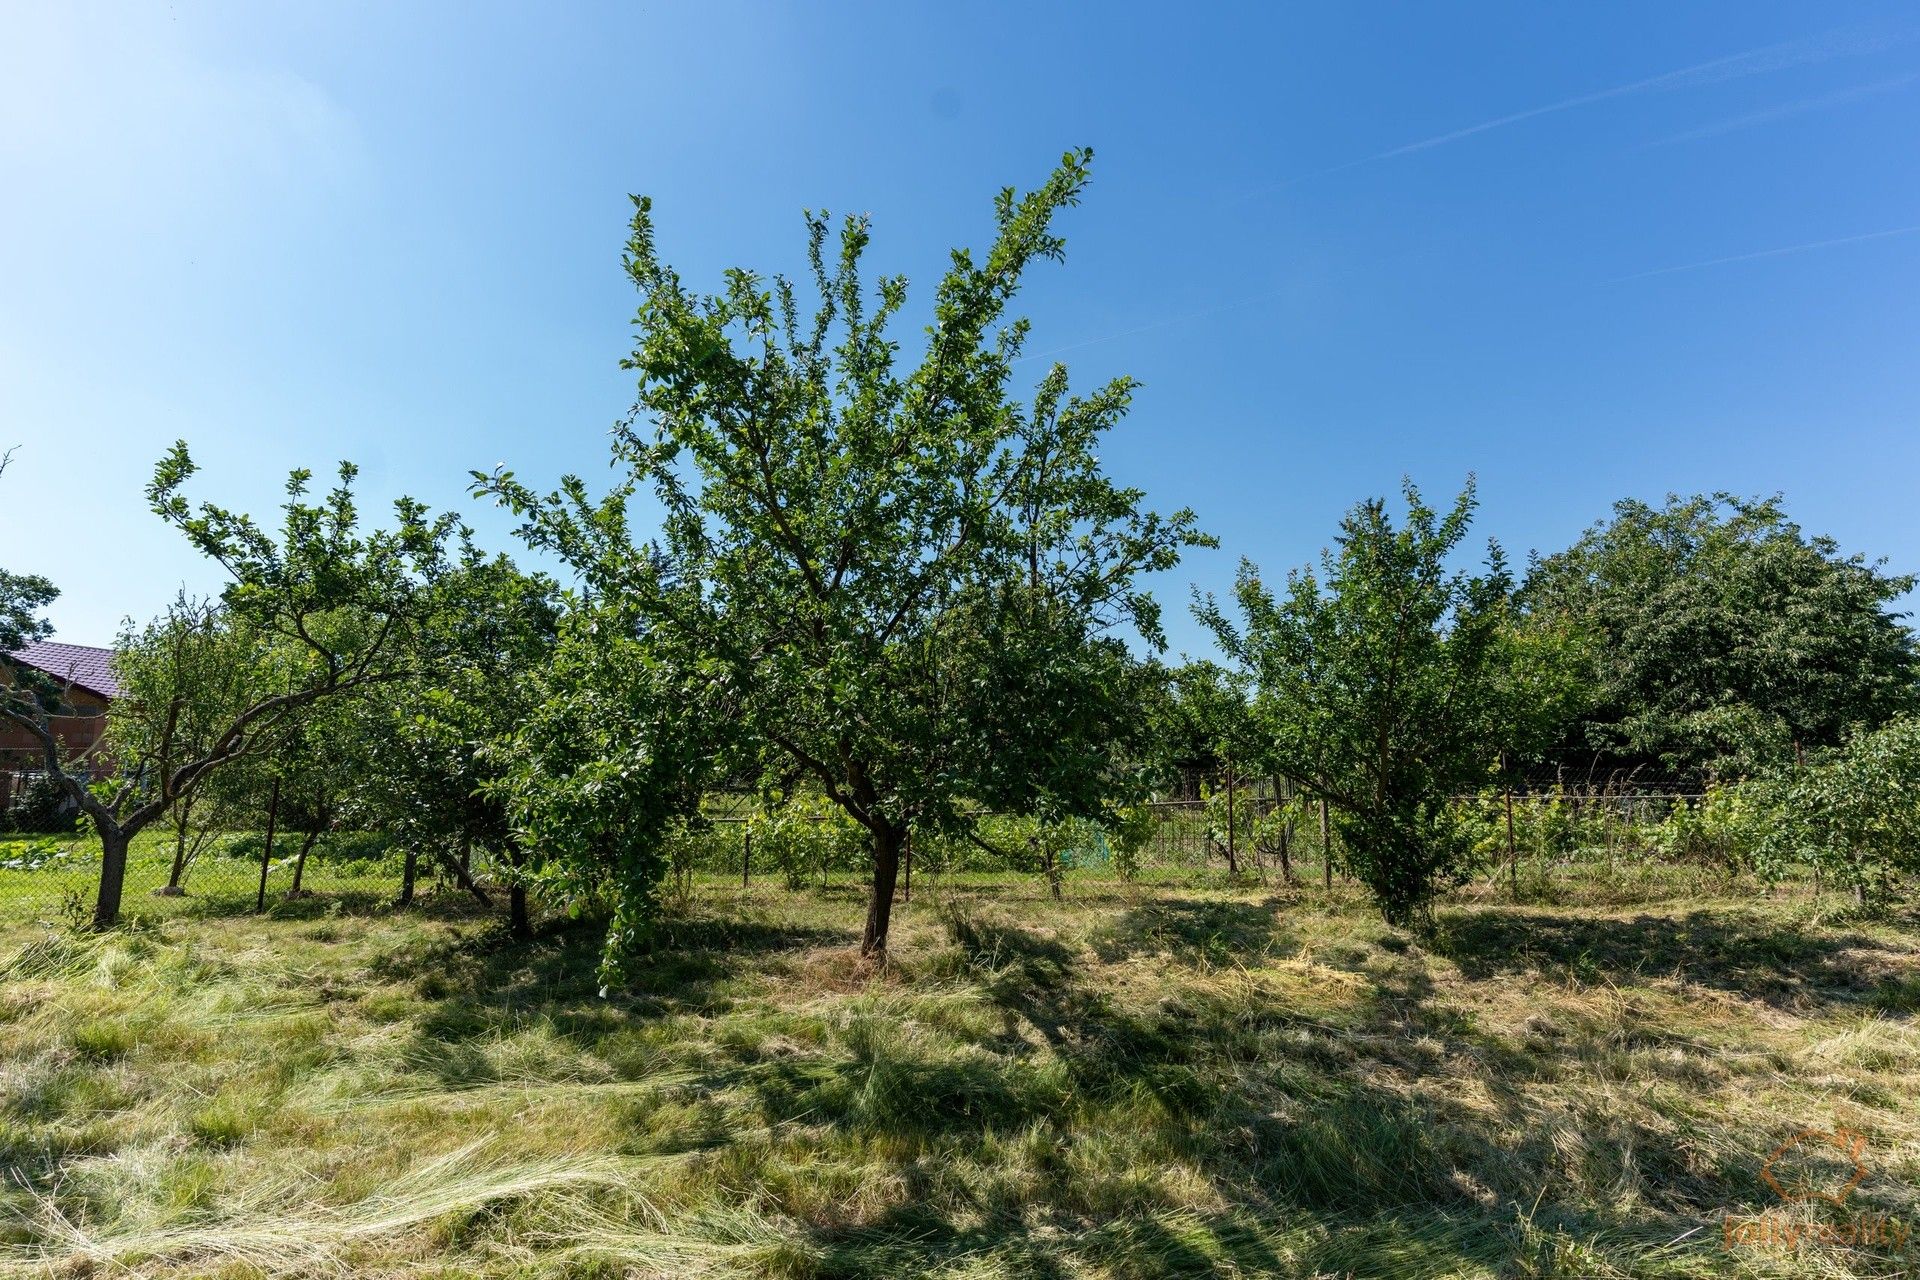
[2,867,1918,1277]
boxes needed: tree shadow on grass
[742,911,1566,1278]
[921,911,1771,1273]
[1431,907,1914,1010]
[1088,894,1299,968]
[801,1206,1315,1280]
[381,910,845,1088]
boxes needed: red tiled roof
[6,641,122,701]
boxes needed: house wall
[0,682,111,810]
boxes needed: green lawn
[0,830,400,925]
[3,865,1918,1277]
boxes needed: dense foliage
[1200,481,1517,927]
[481,149,1208,958]
[486,606,721,971]
[1523,493,1918,776]
[7,182,1920,961]
[1746,713,1920,905]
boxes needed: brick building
[1,641,120,810]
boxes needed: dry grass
[3,869,1919,1277]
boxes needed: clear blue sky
[5,2,1919,659]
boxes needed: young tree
[482,149,1208,959]
[1523,493,1917,776]
[356,549,561,935]
[1748,714,1920,906]
[214,689,367,905]
[1198,481,1511,928]
[102,598,281,895]
[0,444,454,927]
[487,602,721,966]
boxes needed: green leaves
[1200,480,1515,927]
[1523,493,1917,775]
[484,608,722,976]
[480,151,1207,957]
[1747,715,1920,904]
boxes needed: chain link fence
[1,785,1729,925]
[0,827,410,925]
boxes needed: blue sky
[4,2,1919,659]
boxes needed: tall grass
[2,869,1917,1277]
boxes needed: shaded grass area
[3,873,1920,1277]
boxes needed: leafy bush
[747,799,866,890]
[1745,715,1920,905]
[0,836,74,871]
[1199,482,1520,928]
[312,830,395,868]
[1656,784,1752,870]
[1105,804,1158,880]
[1,776,77,834]
[222,829,395,871]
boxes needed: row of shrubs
[216,829,396,875]
[657,799,1162,892]
[18,716,1916,906]
[657,714,1920,907]
[0,825,398,877]
[1445,718,1920,904]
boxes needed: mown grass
[2,867,1918,1278]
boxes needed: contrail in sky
[1260,23,1915,188]
[1646,71,1920,145]
[1044,25,1920,359]
[1612,224,1920,281]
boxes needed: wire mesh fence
[0,829,410,925]
[0,786,1734,925]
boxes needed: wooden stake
[1505,788,1518,897]
[1225,766,1238,875]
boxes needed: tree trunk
[398,846,418,907]
[165,802,192,893]
[1274,776,1294,884]
[902,831,913,903]
[93,825,131,929]
[860,823,905,958]
[255,778,281,914]
[289,828,320,897]
[509,883,531,940]
[1319,797,1332,889]
[436,847,492,906]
